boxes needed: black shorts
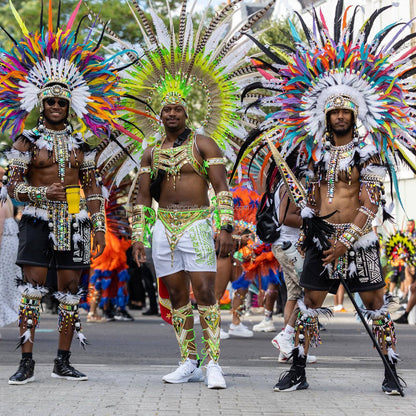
[300,245,386,294]
[390,267,405,284]
[16,215,91,270]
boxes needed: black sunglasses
[45,98,68,108]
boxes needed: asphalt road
[1,300,415,372]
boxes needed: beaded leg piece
[198,303,221,364]
[360,296,398,363]
[16,281,48,348]
[295,299,333,357]
[54,291,88,348]
[232,291,246,318]
[172,302,198,362]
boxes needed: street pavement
[1,297,415,416]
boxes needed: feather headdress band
[0,0,121,139]
[239,0,416,169]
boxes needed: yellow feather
[9,0,29,37]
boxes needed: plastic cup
[65,185,81,214]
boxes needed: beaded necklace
[325,141,355,203]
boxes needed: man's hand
[215,230,234,258]
[92,231,106,259]
[322,240,348,266]
[46,183,66,201]
[132,241,147,266]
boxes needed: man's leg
[51,268,88,381]
[9,266,48,385]
[395,283,416,324]
[161,271,203,384]
[228,288,253,337]
[359,288,404,395]
[253,283,278,332]
[274,289,328,392]
[191,271,226,389]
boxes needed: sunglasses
[45,98,68,108]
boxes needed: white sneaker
[205,361,226,389]
[228,323,254,338]
[271,330,294,355]
[220,328,230,340]
[162,359,204,383]
[307,354,317,364]
[253,319,276,332]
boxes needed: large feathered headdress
[0,0,121,139]
[93,0,275,188]
[239,0,416,168]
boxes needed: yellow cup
[65,185,81,214]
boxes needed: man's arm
[278,187,302,228]
[197,135,233,257]
[80,150,106,258]
[131,147,155,266]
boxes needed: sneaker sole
[163,370,204,384]
[51,373,88,381]
[207,382,227,389]
[253,327,276,332]
[273,381,309,392]
[228,332,253,338]
[8,376,35,385]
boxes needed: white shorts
[152,218,217,278]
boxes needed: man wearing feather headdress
[132,94,233,389]
[0,0,120,385]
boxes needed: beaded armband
[206,157,226,167]
[91,213,106,233]
[14,184,48,203]
[13,182,30,202]
[360,174,384,206]
[358,206,377,220]
[216,191,234,229]
[131,204,156,246]
[138,166,151,175]
[339,223,363,249]
[86,194,105,214]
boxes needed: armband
[138,166,151,175]
[91,212,106,234]
[28,186,48,203]
[206,157,226,167]
[216,191,234,229]
[131,204,156,246]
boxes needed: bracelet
[28,186,48,203]
[216,191,234,229]
[131,204,156,246]
[358,206,377,220]
[14,182,29,202]
[87,194,105,215]
[91,213,106,233]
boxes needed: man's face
[43,97,69,126]
[161,104,187,131]
[328,109,354,136]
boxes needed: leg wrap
[232,291,246,317]
[17,280,48,347]
[198,303,221,364]
[295,299,333,357]
[54,290,88,349]
[171,302,198,362]
[360,295,398,363]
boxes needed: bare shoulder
[195,134,221,157]
[141,146,154,166]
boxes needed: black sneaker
[382,362,406,395]
[273,369,309,392]
[394,313,408,324]
[103,309,115,322]
[114,309,134,321]
[51,354,88,381]
[8,358,35,385]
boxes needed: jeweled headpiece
[0,0,121,139]
[324,95,358,121]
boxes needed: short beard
[330,123,353,137]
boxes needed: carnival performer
[234,0,416,395]
[92,0,275,389]
[0,1,121,384]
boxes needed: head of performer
[407,219,415,234]
[38,82,71,130]
[324,94,358,144]
[160,91,188,133]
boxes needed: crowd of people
[0,0,415,399]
